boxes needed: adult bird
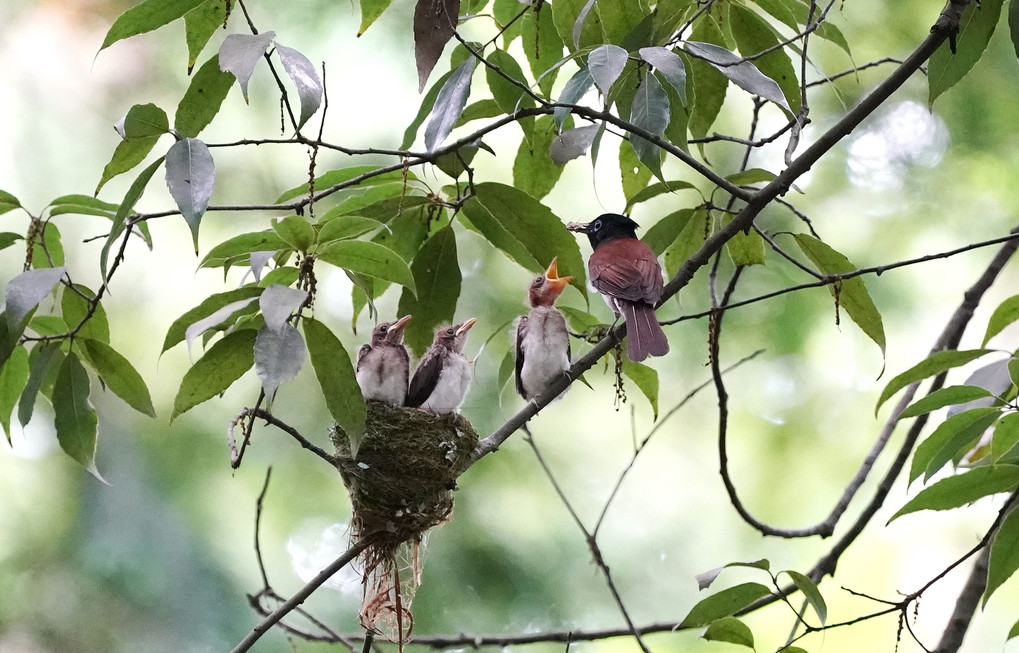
[566,213,669,362]
[356,315,413,405]
[405,318,477,413]
[515,257,573,402]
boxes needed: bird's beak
[544,257,572,292]
[565,221,592,234]
[455,318,477,336]
[390,314,412,332]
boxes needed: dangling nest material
[330,401,478,643]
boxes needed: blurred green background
[3,0,1019,651]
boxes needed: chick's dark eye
[379,325,388,333]
[447,328,455,336]
[532,276,543,286]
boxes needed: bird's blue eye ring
[593,219,602,230]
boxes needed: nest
[330,401,478,641]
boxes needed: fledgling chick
[405,318,477,413]
[356,315,412,405]
[515,257,572,402]
[566,213,669,362]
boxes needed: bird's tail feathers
[620,301,669,362]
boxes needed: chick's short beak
[544,257,572,292]
[565,221,592,234]
[390,314,412,332]
[455,318,477,336]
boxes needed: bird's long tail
[620,301,669,362]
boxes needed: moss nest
[330,401,478,549]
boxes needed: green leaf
[53,353,103,480]
[910,408,1000,483]
[1011,0,1019,58]
[929,0,1003,106]
[199,230,289,271]
[642,209,695,257]
[397,227,461,356]
[486,48,534,114]
[726,168,777,186]
[985,504,1019,604]
[724,218,765,266]
[889,465,1019,522]
[701,617,754,649]
[793,234,885,358]
[521,3,564,95]
[183,0,228,72]
[1008,617,1019,641]
[461,182,587,299]
[624,180,698,212]
[696,559,772,590]
[628,72,670,178]
[162,286,264,353]
[18,343,61,427]
[303,318,366,452]
[359,0,395,35]
[876,349,995,415]
[273,215,315,252]
[171,328,257,421]
[275,165,409,204]
[898,385,994,420]
[0,346,29,443]
[61,284,110,344]
[317,241,417,294]
[175,54,235,137]
[100,0,207,50]
[48,194,118,218]
[664,207,710,278]
[983,295,1019,346]
[29,222,64,268]
[81,339,156,418]
[621,356,659,419]
[728,3,801,112]
[0,190,21,216]
[514,115,565,200]
[0,232,23,252]
[316,216,384,245]
[679,582,773,628]
[103,156,165,282]
[993,413,1019,462]
[619,140,653,200]
[783,570,827,625]
[95,103,169,194]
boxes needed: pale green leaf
[876,349,995,415]
[171,328,257,421]
[82,339,156,417]
[889,465,1019,522]
[53,353,103,480]
[317,240,417,294]
[303,318,366,450]
[679,582,773,628]
[397,226,461,356]
[100,0,207,50]
[929,0,1003,106]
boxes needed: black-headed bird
[356,315,413,405]
[566,213,669,362]
[405,318,476,413]
[515,257,572,402]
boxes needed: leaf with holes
[629,72,670,178]
[175,55,235,137]
[219,31,275,101]
[165,137,216,250]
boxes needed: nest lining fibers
[329,400,478,640]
